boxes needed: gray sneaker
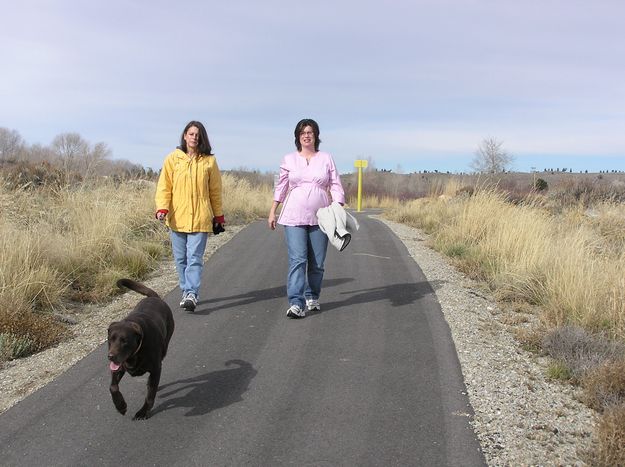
[286,304,305,319]
[306,298,321,312]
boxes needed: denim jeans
[170,230,208,298]
[283,225,329,309]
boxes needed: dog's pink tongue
[109,361,120,372]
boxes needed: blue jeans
[283,225,328,309]
[170,231,209,298]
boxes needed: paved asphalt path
[0,211,485,466]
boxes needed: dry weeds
[591,403,625,466]
[582,358,625,411]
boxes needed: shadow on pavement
[152,359,257,417]
[194,278,354,315]
[317,279,447,313]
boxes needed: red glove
[155,209,168,221]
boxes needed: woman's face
[184,126,200,151]
[299,125,315,149]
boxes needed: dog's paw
[112,395,127,415]
[132,409,150,421]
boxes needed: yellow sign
[354,159,367,211]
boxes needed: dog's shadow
[151,359,257,417]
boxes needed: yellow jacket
[155,149,223,233]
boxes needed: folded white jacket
[316,201,360,251]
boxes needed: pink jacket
[274,151,345,226]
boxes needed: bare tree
[470,137,514,173]
[0,127,25,161]
[25,143,57,163]
[82,141,112,178]
[102,158,145,178]
[52,132,89,173]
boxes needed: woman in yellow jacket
[155,121,225,312]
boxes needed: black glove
[212,221,225,235]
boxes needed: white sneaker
[286,304,305,319]
[182,293,198,312]
[306,298,321,312]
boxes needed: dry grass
[346,194,401,209]
[387,188,625,339]
[221,172,273,222]
[0,172,271,362]
[582,358,625,411]
[590,403,625,467]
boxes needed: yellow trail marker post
[354,159,368,212]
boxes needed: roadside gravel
[0,218,596,465]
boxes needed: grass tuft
[0,333,35,360]
[546,360,573,381]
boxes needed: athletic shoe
[182,293,198,312]
[286,304,305,319]
[306,298,321,312]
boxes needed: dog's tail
[117,278,160,298]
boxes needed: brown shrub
[515,326,546,353]
[591,403,625,467]
[548,177,625,208]
[542,326,625,382]
[0,160,71,189]
[0,310,69,361]
[582,358,625,411]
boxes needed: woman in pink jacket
[268,119,345,318]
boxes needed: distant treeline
[0,127,152,187]
[368,167,624,175]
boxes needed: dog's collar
[120,336,142,371]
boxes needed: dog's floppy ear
[129,322,143,344]
[108,322,120,335]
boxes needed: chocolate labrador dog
[107,279,175,420]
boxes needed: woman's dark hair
[179,120,213,155]
[294,118,321,151]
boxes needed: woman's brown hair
[179,120,213,155]
[294,118,321,152]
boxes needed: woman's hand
[268,201,280,230]
[268,212,277,230]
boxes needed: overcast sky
[2,0,624,174]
